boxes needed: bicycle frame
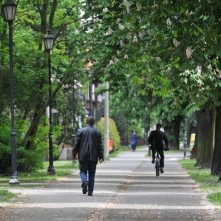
[155,151,161,176]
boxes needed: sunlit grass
[43,160,79,169]
[208,193,221,206]
[179,158,221,208]
[0,189,17,202]
[0,170,73,183]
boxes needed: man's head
[86,116,95,126]
[133,131,136,134]
[156,123,162,130]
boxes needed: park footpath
[1,148,221,221]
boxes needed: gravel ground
[1,148,220,221]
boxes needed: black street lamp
[87,69,92,115]
[71,71,77,166]
[2,0,20,185]
[44,29,55,175]
[184,111,187,159]
[143,108,146,146]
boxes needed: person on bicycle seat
[148,123,169,173]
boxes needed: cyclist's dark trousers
[152,150,164,167]
[132,145,136,151]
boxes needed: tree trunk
[172,115,182,150]
[211,106,221,176]
[195,110,213,168]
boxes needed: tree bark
[211,106,221,176]
[172,115,182,150]
[186,119,192,148]
[195,110,213,168]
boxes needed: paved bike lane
[2,148,219,221]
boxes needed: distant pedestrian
[148,123,169,173]
[131,131,139,152]
[72,116,103,196]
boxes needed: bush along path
[0,148,220,221]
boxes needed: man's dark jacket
[148,129,169,151]
[72,125,103,162]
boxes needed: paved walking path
[1,148,220,221]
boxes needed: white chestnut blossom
[84,41,87,44]
[75,29,79,35]
[77,51,80,54]
[143,58,147,62]
[99,24,102,29]
[166,18,171,30]
[196,94,199,98]
[114,57,119,63]
[123,0,131,14]
[103,8,108,12]
[91,6,95,10]
[107,27,114,35]
[184,69,190,74]
[133,35,138,43]
[186,46,193,58]
[196,66,202,76]
[105,42,108,45]
[119,23,125,30]
[218,74,221,78]
[110,60,114,65]
[99,41,102,44]
[116,18,121,23]
[124,55,128,59]
[145,43,149,48]
[89,46,93,50]
[127,32,132,39]
[120,40,125,47]
[117,50,120,55]
[87,27,94,33]
[156,57,161,61]
[208,64,212,70]
[139,31,145,38]
[136,3,142,11]
[173,38,180,47]
[206,86,209,90]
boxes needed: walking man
[148,123,169,173]
[72,116,103,196]
[131,131,139,152]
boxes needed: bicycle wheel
[156,160,160,176]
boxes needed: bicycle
[155,150,160,176]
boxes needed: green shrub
[99,117,121,151]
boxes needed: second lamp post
[44,29,56,175]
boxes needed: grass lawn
[179,159,221,207]
[0,170,73,183]
[0,189,17,202]
[43,160,79,169]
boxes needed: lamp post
[143,108,146,146]
[44,29,56,175]
[71,71,77,166]
[87,70,92,115]
[184,111,187,159]
[2,0,19,185]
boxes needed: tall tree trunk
[211,106,221,176]
[195,110,213,168]
[172,115,182,150]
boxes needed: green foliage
[0,190,17,202]
[207,193,221,206]
[99,117,121,151]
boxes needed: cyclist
[148,123,169,173]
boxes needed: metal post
[148,112,151,156]
[144,108,146,146]
[126,118,129,149]
[184,111,187,159]
[8,21,19,185]
[104,82,109,158]
[89,82,92,115]
[72,73,77,166]
[47,52,55,175]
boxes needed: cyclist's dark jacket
[148,130,169,151]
